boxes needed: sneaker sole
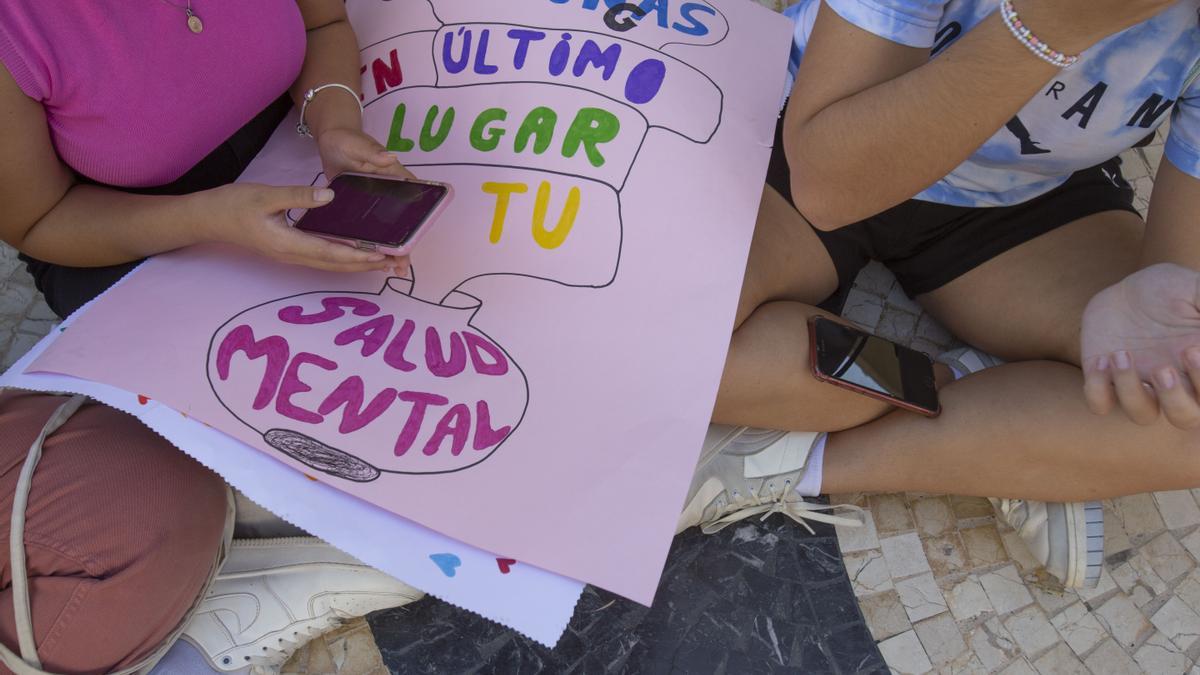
[1065,501,1104,589]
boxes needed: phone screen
[296,174,448,246]
[812,319,940,413]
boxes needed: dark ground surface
[370,510,885,674]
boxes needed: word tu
[387,102,620,168]
[442,28,667,106]
[482,181,581,250]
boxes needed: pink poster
[30,0,792,604]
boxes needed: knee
[61,406,229,572]
[122,448,229,570]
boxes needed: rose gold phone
[808,316,941,417]
[293,172,453,256]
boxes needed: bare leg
[820,211,1200,500]
[714,186,902,431]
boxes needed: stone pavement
[0,2,1192,671]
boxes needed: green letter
[386,103,415,152]
[419,105,455,152]
[470,108,508,152]
[514,107,558,155]
[562,108,620,168]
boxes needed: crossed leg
[717,189,1200,502]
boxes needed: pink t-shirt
[0,2,306,188]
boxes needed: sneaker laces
[244,610,351,673]
[701,480,865,535]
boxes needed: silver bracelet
[296,83,364,138]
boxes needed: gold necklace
[159,0,203,34]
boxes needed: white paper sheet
[1,317,582,647]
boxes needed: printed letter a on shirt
[1062,82,1108,129]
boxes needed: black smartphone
[293,172,453,255]
[808,317,941,417]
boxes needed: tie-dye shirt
[783,0,1200,207]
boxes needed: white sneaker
[937,347,1105,589]
[180,537,424,674]
[992,499,1104,588]
[677,425,864,534]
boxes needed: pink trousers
[0,392,228,674]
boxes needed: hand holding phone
[206,182,403,274]
[809,317,941,417]
[294,172,453,256]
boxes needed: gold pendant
[187,10,203,33]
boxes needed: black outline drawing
[212,1,731,482]
[427,22,726,144]
[423,0,730,51]
[206,280,530,481]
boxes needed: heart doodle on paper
[496,558,516,574]
[430,553,462,577]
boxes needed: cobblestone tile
[860,589,912,641]
[998,657,1038,675]
[913,613,967,668]
[1142,532,1196,584]
[1114,494,1167,545]
[961,524,1008,569]
[1002,604,1059,658]
[1095,593,1153,651]
[836,510,879,554]
[842,294,885,330]
[1032,642,1088,675]
[877,630,933,675]
[923,532,969,578]
[1076,566,1119,607]
[871,494,914,535]
[1155,490,1200,531]
[881,532,930,579]
[1134,631,1193,674]
[895,572,948,623]
[1084,639,1144,675]
[1030,583,1078,617]
[979,564,1034,615]
[1151,597,1200,651]
[1051,602,1107,657]
[945,575,993,623]
[912,496,954,538]
[968,617,1020,672]
[845,549,893,597]
[950,496,994,520]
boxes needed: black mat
[369,511,886,674]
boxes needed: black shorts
[765,116,1141,312]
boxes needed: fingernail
[1188,348,1200,370]
[366,253,385,262]
[1096,355,1110,372]
[314,188,335,203]
[1156,367,1177,390]
[1114,351,1131,370]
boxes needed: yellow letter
[481,182,528,244]
[531,182,580,250]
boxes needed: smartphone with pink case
[293,172,453,256]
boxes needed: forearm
[290,19,364,139]
[18,184,211,267]
[786,7,1071,228]
[1141,159,1200,270]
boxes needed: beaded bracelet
[296,83,364,138]
[999,0,1079,69]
